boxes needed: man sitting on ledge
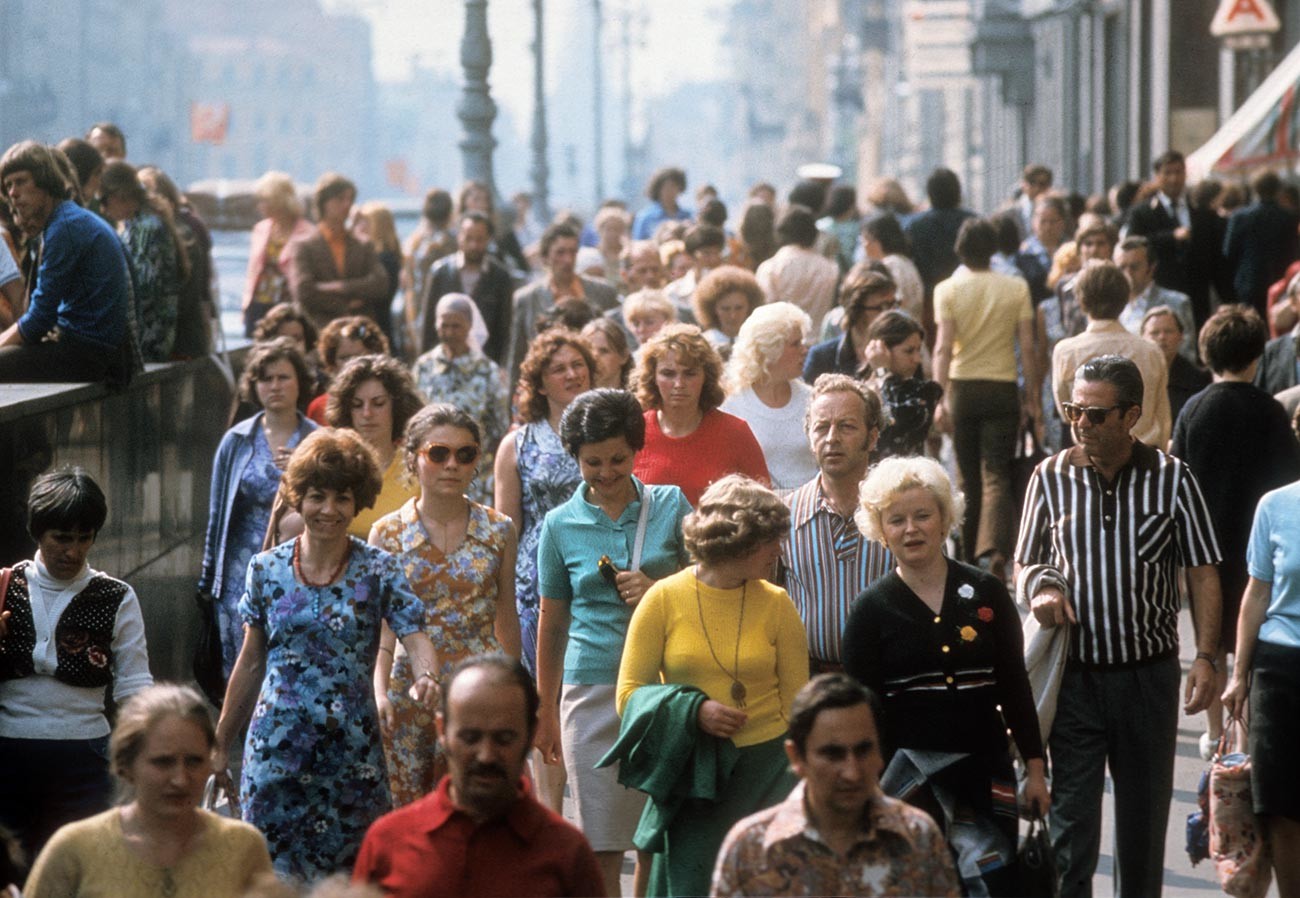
[0,141,133,384]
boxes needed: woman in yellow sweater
[24,684,272,897]
[617,474,809,897]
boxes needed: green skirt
[643,735,794,898]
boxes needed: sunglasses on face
[1061,402,1128,425]
[422,443,481,465]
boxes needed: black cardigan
[842,557,1043,762]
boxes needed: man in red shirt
[353,654,605,898]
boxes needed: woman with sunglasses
[534,388,693,898]
[803,266,901,382]
[370,403,520,807]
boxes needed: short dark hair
[559,389,646,457]
[698,198,728,228]
[954,218,998,269]
[1075,262,1130,320]
[402,403,482,475]
[1251,168,1282,203]
[925,168,962,209]
[540,222,580,259]
[313,172,356,219]
[440,653,540,738]
[239,337,313,411]
[776,205,818,249]
[1022,164,1052,186]
[55,138,104,193]
[99,160,146,207]
[684,224,726,255]
[787,673,884,756]
[825,185,859,219]
[1076,354,1144,408]
[252,303,318,352]
[86,122,126,155]
[787,181,828,216]
[28,467,109,540]
[1118,235,1154,266]
[0,141,71,201]
[867,309,924,349]
[422,188,453,226]
[861,213,909,256]
[459,209,495,238]
[1200,304,1267,375]
[646,167,686,203]
[1151,150,1185,173]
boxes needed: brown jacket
[288,228,389,331]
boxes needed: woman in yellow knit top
[617,474,809,897]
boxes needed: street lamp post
[592,0,605,205]
[530,0,551,222]
[459,0,498,195]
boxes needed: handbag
[1017,811,1058,898]
[193,588,226,708]
[1012,420,1047,513]
[1209,719,1273,898]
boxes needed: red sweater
[632,408,770,506]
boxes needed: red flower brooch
[977,606,994,623]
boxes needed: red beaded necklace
[292,537,350,588]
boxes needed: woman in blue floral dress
[413,294,510,506]
[371,404,520,806]
[212,428,439,883]
[99,160,184,361]
[493,329,594,678]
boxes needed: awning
[1187,39,1300,180]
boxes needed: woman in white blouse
[0,467,153,867]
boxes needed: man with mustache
[353,654,604,897]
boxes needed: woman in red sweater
[631,323,769,505]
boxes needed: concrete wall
[0,356,237,683]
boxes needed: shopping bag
[1209,719,1272,898]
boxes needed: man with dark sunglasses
[1015,354,1222,898]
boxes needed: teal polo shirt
[537,477,692,684]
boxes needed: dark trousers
[0,735,113,868]
[0,332,125,384]
[1049,656,1180,898]
[948,379,1020,561]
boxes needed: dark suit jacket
[904,207,976,293]
[288,229,389,331]
[1126,196,1196,300]
[1224,201,1300,316]
[1257,329,1300,396]
[803,334,862,383]
[419,255,515,364]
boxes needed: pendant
[731,680,747,706]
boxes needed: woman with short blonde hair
[720,303,817,489]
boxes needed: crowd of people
[3,123,1300,898]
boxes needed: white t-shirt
[720,380,818,490]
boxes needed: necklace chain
[292,537,350,588]
[694,567,747,708]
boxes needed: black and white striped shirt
[1014,441,1221,667]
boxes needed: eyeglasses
[422,443,480,465]
[862,298,900,313]
[1061,402,1129,425]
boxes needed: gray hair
[435,293,476,322]
[1074,354,1144,408]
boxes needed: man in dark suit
[1124,150,1227,328]
[289,172,389,332]
[1257,274,1300,395]
[1224,168,1300,318]
[904,167,974,334]
[419,210,514,364]
[506,223,618,384]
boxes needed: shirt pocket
[1135,513,1174,564]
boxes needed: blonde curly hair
[682,474,790,564]
[723,301,811,394]
[855,456,965,546]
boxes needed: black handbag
[1018,811,1058,897]
[193,589,226,708]
[1013,419,1048,513]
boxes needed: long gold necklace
[694,567,747,707]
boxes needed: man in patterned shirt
[710,674,960,898]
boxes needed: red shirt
[352,777,605,898]
[306,392,329,425]
[632,408,770,506]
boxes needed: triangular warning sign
[1211,0,1281,37]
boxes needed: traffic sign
[1211,0,1281,38]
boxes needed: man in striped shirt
[1015,354,1222,898]
[779,374,893,673]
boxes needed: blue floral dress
[218,428,304,676]
[513,420,580,676]
[237,537,424,882]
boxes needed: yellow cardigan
[617,567,809,747]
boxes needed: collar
[31,551,91,589]
[576,477,647,527]
[1065,438,1158,472]
[790,477,856,530]
[319,221,346,240]
[396,497,492,554]
[1131,281,1156,306]
[421,776,545,842]
[1157,191,1182,210]
[430,342,484,368]
[1084,318,1127,334]
[456,251,483,272]
[760,782,919,853]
